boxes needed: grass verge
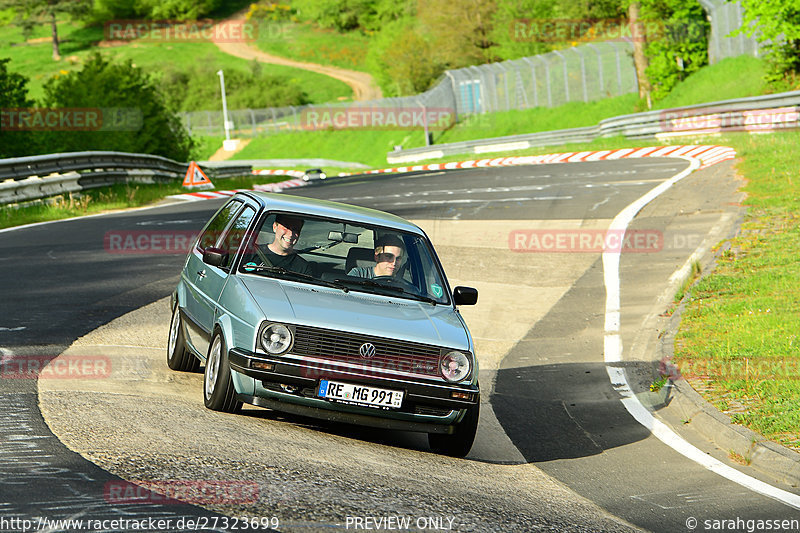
[673,130,800,452]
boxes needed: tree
[0,0,91,60]
[418,0,498,68]
[292,0,375,31]
[92,0,223,21]
[0,58,40,158]
[628,2,652,104]
[489,0,556,61]
[639,0,709,101]
[736,0,800,87]
[367,18,443,96]
[41,53,194,160]
[159,58,310,111]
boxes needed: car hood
[241,277,470,350]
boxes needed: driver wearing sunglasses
[348,234,405,279]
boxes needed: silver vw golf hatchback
[168,192,480,456]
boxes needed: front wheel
[428,401,480,458]
[167,303,199,372]
[203,331,242,413]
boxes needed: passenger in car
[260,214,312,275]
[347,234,405,279]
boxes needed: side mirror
[202,247,228,268]
[453,286,478,306]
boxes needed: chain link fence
[179,1,763,138]
[699,0,762,64]
[180,41,636,137]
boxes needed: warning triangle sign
[182,161,214,189]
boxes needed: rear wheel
[203,331,242,413]
[428,401,480,458]
[167,303,199,372]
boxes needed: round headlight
[260,323,292,355]
[440,351,471,383]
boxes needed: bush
[159,58,310,112]
[40,53,194,161]
[641,0,709,101]
[0,57,41,159]
[736,0,800,90]
[366,18,442,96]
[92,0,223,21]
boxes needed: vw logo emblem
[359,343,376,359]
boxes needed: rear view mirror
[328,231,359,243]
[453,286,478,306]
[203,247,228,268]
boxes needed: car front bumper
[228,347,479,433]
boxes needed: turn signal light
[451,391,472,400]
[251,361,275,371]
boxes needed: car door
[183,199,247,356]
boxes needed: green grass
[251,20,370,72]
[674,131,800,452]
[654,55,769,109]
[0,21,352,103]
[233,129,430,168]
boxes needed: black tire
[428,401,480,458]
[203,330,242,413]
[167,303,199,372]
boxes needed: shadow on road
[492,361,653,463]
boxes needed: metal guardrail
[387,90,800,164]
[0,151,252,206]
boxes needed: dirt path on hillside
[213,18,382,102]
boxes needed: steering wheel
[373,276,417,293]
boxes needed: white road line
[602,156,800,511]
[364,196,574,207]
[0,347,13,366]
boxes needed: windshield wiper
[335,278,403,293]
[335,278,438,304]
[245,266,349,292]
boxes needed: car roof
[239,191,423,234]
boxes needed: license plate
[317,379,403,409]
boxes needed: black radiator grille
[291,325,441,377]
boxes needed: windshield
[237,212,450,305]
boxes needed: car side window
[197,200,243,251]
[218,206,256,268]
